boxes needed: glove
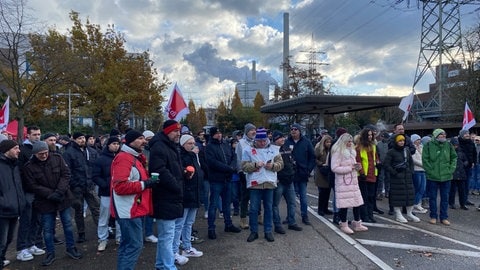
[358,174,367,181]
[47,191,64,203]
[143,178,158,189]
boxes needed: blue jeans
[0,218,17,262]
[413,171,426,205]
[98,196,121,241]
[207,182,233,231]
[273,182,297,226]
[472,164,480,190]
[173,208,198,253]
[427,180,451,221]
[42,208,76,253]
[231,181,240,213]
[143,216,155,237]
[117,218,143,270]
[16,193,42,251]
[155,219,176,270]
[294,181,308,219]
[202,180,210,213]
[249,189,273,233]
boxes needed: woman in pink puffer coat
[331,133,367,234]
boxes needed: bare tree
[0,0,53,140]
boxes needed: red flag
[165,84,189,121]
[462,102,476,130]
[0,96,9,131]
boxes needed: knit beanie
[450,137,459,145]
[72,132,85,140]
[459,129,469,138]
[244,123,256,134]
[410,134,421,143]
[272,130,284,142]
[432,128,446,138]
[0,134,7,143]
[0,140,18,153]
[142,130,155,139]
[209,127,219,135]
[421,136,431,145]
[106,136,120,146]
[255,128,268,140]
[110,128,121,137]
[163,120,181,135]
[41,133,56,141]
[125,130,143,145]
[291,123,302,130]
[32,141,49,154]
[180,134,194,146]
[395,134,405,142]
[335,127,347,138]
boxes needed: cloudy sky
[27,0,479,107]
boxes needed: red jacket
[110,145,152,219]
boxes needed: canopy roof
[260,95,402,115]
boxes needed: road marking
[357,239,480,258]
[307,207,394,270]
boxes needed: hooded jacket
[111,144,153,219]
[422,138,457,182]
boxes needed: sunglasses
[290,128,298,131]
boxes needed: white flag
[0,96,9,131]
[399,92,414,122]
[462,102,476,130]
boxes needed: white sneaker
[174,253,189,265]
[97,240,107,251]
[28,245,46,256]
[182,247,203,257]
[204,212,208,219]
[16,249,34,261]
[3,260,11,267]
[145,235,158,243]
[407,214,421,223]
[413,204,428,214]
[219,213,224,219]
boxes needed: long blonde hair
[331,133,356,159]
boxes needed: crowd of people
[1,121,480,269]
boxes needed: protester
[285,123,315,225]
[148,120,188,268]
[175,134,204,258]
[330,133,368,234]
[314,134,333,216]
[92,136,121,251]
[0,140,25,268]
[410,134,428,214]
[272,130,303,233]
[111,130,155,270]
[23,141,82,266]
[448,137,469,210]
[422,129,457,225]
[355,128,379,223]
[242,128,283,242]
[384,134,419,223]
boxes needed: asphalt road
[5,180,480,270]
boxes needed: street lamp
[56,90,80,134]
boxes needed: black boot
[332,213,340,225]
[41,252,56,266]
[76,233,86,243]
[66,247,82,260]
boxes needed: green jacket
[422,139,457,181]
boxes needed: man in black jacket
[92,136,120,251]
[23,141,82,266]
[0,140,25,269]
[271,131,302,234]
[148,120,188,268]
[205,127,241,240]
[63,132,100,243]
